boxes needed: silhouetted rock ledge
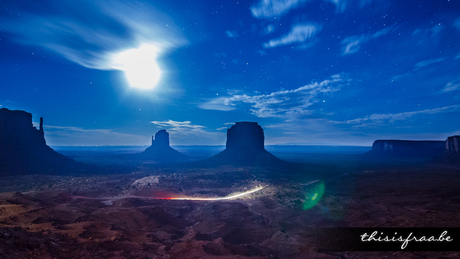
[366,139,445,160]
[446,136,460,153]
[130,129,188,162]
[0,108,89,175]
[441,135,460,165]
[203,122,286,167]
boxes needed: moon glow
[113,45,161,90]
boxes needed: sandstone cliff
[371,140,445,154]
[0,108,45,148]
[204,122,286,166]
[446,136,460,153]
[0,108,88,175]
[366,139,445,162]
[442,135,460,165]
[132,129,188,162]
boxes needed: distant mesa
[0,108,88,175]
[204,122,286,166]
[442,135,460,165]
[131,129,188,162]
[367,139,445,160]
[446,135,460,153]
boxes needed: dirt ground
[1,156,460,258]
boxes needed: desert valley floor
[1,147,460,258]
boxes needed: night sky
[1,0,459,146]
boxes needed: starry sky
[1,0,459,146]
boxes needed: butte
[203,121,286,167]
[130,129,188,163]
[0,108,89,175]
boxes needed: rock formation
[226,121,265,152]
[133,129,188,162]
[152,129,169,147]
[442,135,460,165]
[446,136,460,153]
[0,108,46,147]
[366,139,446,161]
[0,108,88,175]
[371,140,445,154]
[205,122,285,166]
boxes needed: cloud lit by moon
[0,0,186,90]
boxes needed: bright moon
[113,45,161,90]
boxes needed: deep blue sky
[1,0,459,146]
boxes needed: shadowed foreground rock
[131,130,188,162]
[0,108,90,175]
[204,122,286,166]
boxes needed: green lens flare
[302,181,325,210]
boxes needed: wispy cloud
[430,24,443,38]
[442,79,460,92]
[326,0,347,13]
[338,105,460,125]
[359,0,374,8]
[251,0,308,19]
[225,30,239,38]
[265,24,275,34]
[264,24,321,48]
[199,75,346,118]
[37,125,145,146]
[455,17,460,31]
[197,98,238,111]
[455,53,460,60]
[150,120,225,145]
[150,120,206,134]
[341,27,392,55]
[414,58,444,69]
[263,118,379,145]
[251,0,374,19]
[1,0,186,70]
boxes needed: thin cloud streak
[150,120,206,134]
[442,79,460,92]
[341,27,392,55]
[251,0,359,19]
[37,125,145,146]
[150,120,225,145]
[225,30,239,38]
[414,58,444,69]
[251,0,307,19]
[326,0,347,13]
[264,24,321,48]
[199,75,346,118]
[338,105,460,125]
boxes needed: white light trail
[169,185,266,201]
[71,185,267,203]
